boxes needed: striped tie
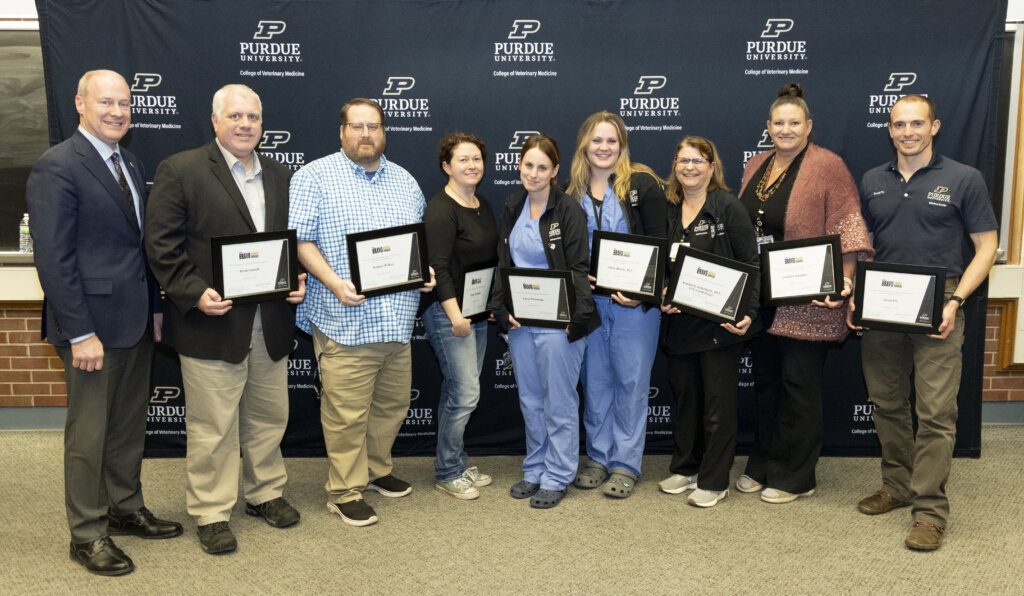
[111,152,139,228]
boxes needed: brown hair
[891,94,936,122]
[769,82,810,120]
[520,134,561,189]
[438,132,487,174]
[665,136,730,205]
[339,98,386,128]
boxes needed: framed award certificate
[666,246,757,325]
[460,261,497,322]
[589,231,666,305]
[211,229,298,304]
[760,235,843,306]
[499,267,575,329]
[346,223,430,298]
[852,261,946,334]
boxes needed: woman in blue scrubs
[489,134,599,509]
[566,112,666,498]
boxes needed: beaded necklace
[754,154,788,236]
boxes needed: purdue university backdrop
[35,0,1006,458]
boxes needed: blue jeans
[422,301,488,482]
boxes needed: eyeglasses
[674,157,707,166]
[345,123,383,133]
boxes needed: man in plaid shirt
[289,98,434,527]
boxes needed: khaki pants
[312,325,411,503]
[180,315,289,525]
[860,286,964,527]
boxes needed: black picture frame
[460,260,498,323]
[346,222,429,298]
[665,245,757,325]
[759,234,844,307]
[211,229,298,305]
[499,266,575,329]
[589,230,667,305]
[852,260,946,334]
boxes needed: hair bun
[777,82,804,99]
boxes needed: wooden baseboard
[0,301,43,311]
[990,298,1024,371]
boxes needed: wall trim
[990,297,1024,370]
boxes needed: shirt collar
[78,125,119,163]
[215,138,262,177]
[887,152,943,174]
[340,149,387,178]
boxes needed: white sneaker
[688,488,729,508]
[760,487,815,504]
[435,475,480,500]
[464,466,492,487]
[735,474,764,493]
[658,473,698,494]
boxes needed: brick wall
[0,307,67,407]
[983,305,1024,402]
[2,304,1023,408]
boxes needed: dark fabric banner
[35,0,1004,458]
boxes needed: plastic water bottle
[19,213,32,253]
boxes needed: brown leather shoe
[70,537,135,576]
[857,490,911,515]
[905,521,945,551]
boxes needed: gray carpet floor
[2,426,1022,595]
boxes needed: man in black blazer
[27,69,182,577]
[145,84,305,555]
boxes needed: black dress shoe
[108,506,183,539]
[197,521,237,555]
[70,537,135,576]
[245,497,300,528]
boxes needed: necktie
[111,152,139,227]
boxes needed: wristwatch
[949,295,964,306]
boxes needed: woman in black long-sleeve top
[422,132,498,500]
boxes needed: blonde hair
[567,111,654,202]
[665,136,730,205]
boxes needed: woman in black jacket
[489,134,598,509]
[657,136,759,507]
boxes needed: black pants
[742,333,827,494]
[668,342,744,491]
[58,334,153,543]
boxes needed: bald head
[74,70,131,148]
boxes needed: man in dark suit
[27,69,182,577]
[145,84,305,555]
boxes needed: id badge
[670,241,690,262]
[756,235,774,254]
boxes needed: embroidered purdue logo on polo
[548,222,562,241]
[629,189,639,205]
[926,185,952,204]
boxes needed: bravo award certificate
[500,267,575,329]
[853,261,945,334]
[211,230,298,304]
[346,223,429,298]
[760,235,843,306]
[460,263,496,321]
[589,231,665,305]
[666,246,756,325]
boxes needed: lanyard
[588,194,604,231]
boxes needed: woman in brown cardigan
[736,83,873,503]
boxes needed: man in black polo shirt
[851,94,997,551]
